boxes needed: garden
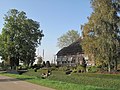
[1,65,120,90]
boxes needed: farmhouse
[56,39,94,66]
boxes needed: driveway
[0,75,54,90]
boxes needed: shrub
[50,66,57,71]
[58,66,68,71]
[41,68,49,74]
[65,70,72,75]
[17,65,28,70]
[76,65,85,73]
[72,68,77,73]
[46,61,51,68]
[87,66,98,73]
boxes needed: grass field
[0,69,119,90]
[21,69,120,89]
[48,71,120,89]
[0,72,112,90]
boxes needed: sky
[0,0,93,62]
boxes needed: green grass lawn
[48,71,120,89]
[0,69,119,90]
[22,69,120,89]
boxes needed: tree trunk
[108,61,111,73]
[114,59,117,72]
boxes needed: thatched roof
[57,39,83,56]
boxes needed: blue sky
[0,0,92,62]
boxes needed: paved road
[0,75,54,90]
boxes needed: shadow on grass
[0,77,34,82]
[0,71,34,82]
[16,77,34,81]
[0,78,20,82]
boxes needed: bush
[50,66,57,71]
[17,70,28,75]
[77,65,85,73]
[65,70,72,75]
[72,68,77,73]
[58,66,68,71]
[87,66,98,73]
[18,65,28,70]
[41,68,49,74]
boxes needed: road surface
[0,75,54,90]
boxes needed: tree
[57,30,80,48]
[37,56,43,65]
[82,58,87,72]
[0,9,44,69]
[82,0,120,72]
[112,0,120,13]
[46,61,51,68]
[42,61,46,67]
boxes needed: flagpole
[43,49,44,60]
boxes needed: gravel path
[0,75,55,90]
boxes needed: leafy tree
[46,61,51,68]
[57,30,80,48]
[112,0,120,13]
[42,61,46,67]
[0,9,44,69]
[82,0,120,72]
[82,58,87,72]
[37,56,43,65]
